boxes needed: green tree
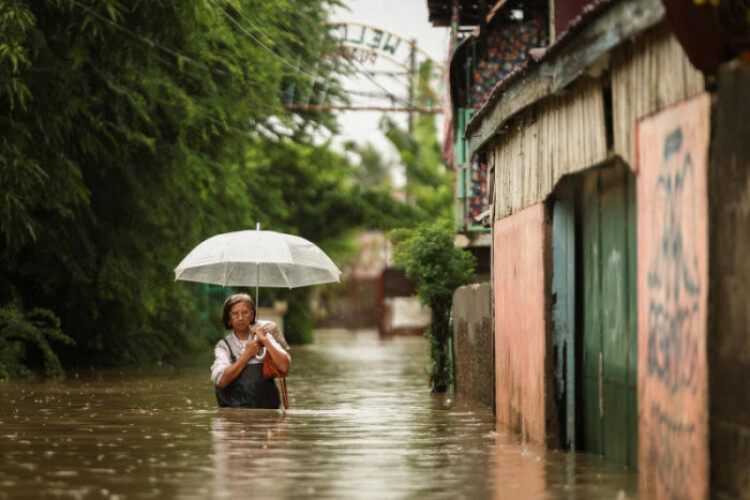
[391,223,475,392]
[380,61,452,218]
[344,140,393,189]
[0,0,358,375]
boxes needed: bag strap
[222,338,236,363]
[279,378,289,410]
[264,352,290,410]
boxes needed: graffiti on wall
[646,126,703,395]
[637,93,710,499]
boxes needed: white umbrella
[174,224,342,304]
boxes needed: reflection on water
[0,329,637,498]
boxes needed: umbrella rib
[278,264,292,288]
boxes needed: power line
[70,1,260,88]
[207,0,320,81]
[341,57,411,107]
[66,0,302,137]
[69,0,430,119]
[284,104,442,113]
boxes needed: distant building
[321,231,430,335]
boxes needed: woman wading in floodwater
[211,294,290,408]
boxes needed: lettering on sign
[637,94,709,499]
[333,24,404,59]
[337,47,378,65]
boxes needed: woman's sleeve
[260,334,290,361]
[265,321,290,350]
[211,342,231,386]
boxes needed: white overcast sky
[328,1,450,177]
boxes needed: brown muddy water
[0,329,637,499]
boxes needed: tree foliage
[391,223,475,392]
[380,61,452,218]
[344,140,393,189]
[0,0,414,377]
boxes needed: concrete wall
[709,61,750,500]
[493,203,553,444]
[452,282,493,408]
[636,93,710,499]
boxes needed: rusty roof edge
[464,0,666,155]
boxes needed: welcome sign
[331,23,405,59]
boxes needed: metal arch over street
[336,45,442,104]
[283,22,446,115]
[326,21,447,74]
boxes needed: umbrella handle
[256,222,261,311]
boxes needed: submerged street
[0,330,637,498]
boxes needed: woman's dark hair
[220,293,256,330]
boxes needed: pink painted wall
[636,93,710,499]
[493,203,548,444]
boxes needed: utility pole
[407,39,417,134]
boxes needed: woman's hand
[253,325,268,344]
[240,340,261,360]
[218,340,261,389]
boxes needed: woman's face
[228,301,254,331]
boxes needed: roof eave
[464,0,666,157]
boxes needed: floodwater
[0,329,637,499]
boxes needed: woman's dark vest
[215,338,280,409]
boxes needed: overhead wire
[206,0,320,80]
[69,0,263,89]
[342,57,411,107]
[206,0,413,110]
[67,0,298,136]
[70,0,416,115]
[206,0,357,112]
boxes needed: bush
[0,304,74,379]
[391,223,476,392]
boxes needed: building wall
[487,22,703,224]
[493,204,552,444]
[709,61,750,499]
[636,93,710,499]
[611,23,705,168]
[490,77,607,222]
[452,282,493,408]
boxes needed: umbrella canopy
[174,229,342,288]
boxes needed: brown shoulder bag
[262,353,289,410]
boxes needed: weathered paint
[493,203,548,444]
[599,165,638,467]
[578,163,638,468]
[551,184,576,450]
[581,171,604,455]
[636,93,710,499]
[452,283,493,408]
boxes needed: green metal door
[552,179,576,450]
[579,163,637,468]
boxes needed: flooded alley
[0,330,637,499]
